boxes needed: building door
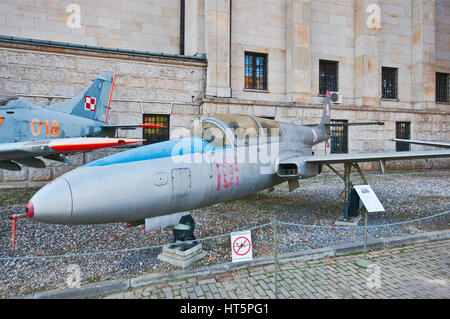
[330,120,348,154]
[396,122,411,152]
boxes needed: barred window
[319,60,338,95]
[330,120,348,154]
[436,73,449,103]
[143,114,170,145]
[245,52,268,90]
[396,122,411,152]
[382,67,398,99]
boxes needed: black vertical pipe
[180,0,185,55]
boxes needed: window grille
[319,60,338,95]
[245,52,268,90]
[395,122,411,152]
[330,120,348,154]
[382,67,398,99]
[143,114,170,145]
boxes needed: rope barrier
[0,211,448,262]
[278,210,450,229]
[0,222,274,261]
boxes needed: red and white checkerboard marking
[84,96,96,112]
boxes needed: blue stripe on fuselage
[85,136,223,167]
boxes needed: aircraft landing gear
[172,215,197,251]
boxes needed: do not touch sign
[231,230,253,263]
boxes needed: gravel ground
[0,169,449,298]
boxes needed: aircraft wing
[304,149,450,165]
[0,137,143,170]
[390,139,450,149]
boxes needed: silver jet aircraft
[16,92,450,235]
[0,72,162,171]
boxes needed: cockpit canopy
[0,96,19,107]
[191,114,282,148]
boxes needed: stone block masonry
[0,44,206,188]
[0,0,182,55]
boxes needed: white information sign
[353,185,385,213]
[230,230,253,263]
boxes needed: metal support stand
[355,209,373,268]
[379,160,386,174]
[343,163,352,221]
[273,218,279,299]
[330,162,368,222]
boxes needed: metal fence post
[356,209,373,268]
[273,218,279,299]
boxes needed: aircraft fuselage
[0,100,106,145]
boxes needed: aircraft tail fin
[46,72,116,123]
[319,91,332,128]
[311,91,332,145]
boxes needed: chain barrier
[0,210,448,262]
[0,222,274,261]
[278,209,450,229]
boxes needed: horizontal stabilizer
[304,121,385,127]
[390,139,450,149]
[325,122,384,127]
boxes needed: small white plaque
[353,185,385,213]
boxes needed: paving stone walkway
[102,239,450,299]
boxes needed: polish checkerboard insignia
[84,96,96,112]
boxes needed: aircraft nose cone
[29,177,73,224]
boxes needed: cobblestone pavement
[102,239,450,299]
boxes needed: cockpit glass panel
[191,122,231,148]
[213,114,261,142]
[0,96,18,106]
[255,117,282,136]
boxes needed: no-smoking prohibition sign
[231,230,253,263]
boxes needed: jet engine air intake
[278,161,321,179]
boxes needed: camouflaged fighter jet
[12,91,450,239]
[0,72,162,171]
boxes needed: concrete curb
[20,229,450,299]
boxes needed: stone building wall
[0,44,206,188]
[310,0,355,105]
[436,0,450,73]
[0,0,181,54]
[230,0,287,103]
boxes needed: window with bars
[319,60,338,95]
[395,122,411,152]
[436,73,449,103]
[330,120,348,154]
[382,67,398,99]
[143,114,170,145]
[245,52,268,90]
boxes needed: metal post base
[355,259,373,268]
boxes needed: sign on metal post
[231,230,253,263]
[353,185,385,213]
[353,185,384,269]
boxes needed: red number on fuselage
[216,156,239,191]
